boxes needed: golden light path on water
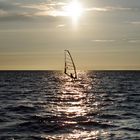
[42,71,110,139]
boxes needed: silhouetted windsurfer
[64,50,77,79]
[70,73,74,79]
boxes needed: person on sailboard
[70,73,74,79]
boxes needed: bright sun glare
[64,0,83,25]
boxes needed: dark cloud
[0,0,140,23]
[0,1,13,10]
[0,1,62,22]
[83,0,140,7]
[0,13,34,22]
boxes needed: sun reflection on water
[48,72,107,139]
[43,71,110,139]
[56,72,90,116]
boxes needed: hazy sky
[0,0,140,70]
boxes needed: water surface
[0,71,140,140]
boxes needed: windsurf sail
[64,50,77,79]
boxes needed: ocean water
[0,71,140,140]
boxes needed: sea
[0,71,140,140]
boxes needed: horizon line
[0,69,139,71]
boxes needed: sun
[64,0,83,25]
[66,0,83,18]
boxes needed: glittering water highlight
[0,71,140,140]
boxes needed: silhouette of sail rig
[64,50,77,79]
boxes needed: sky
[0,0,140,70]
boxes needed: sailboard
[64,50,77,79]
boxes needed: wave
[99,114,122,119]
[120,127,140,132]
[5,105,37,114]
[0,71,140,139]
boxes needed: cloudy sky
[0,0,140,70]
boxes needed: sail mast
[64,50,67,74]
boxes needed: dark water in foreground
[0,71,140,140]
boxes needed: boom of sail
[64,50,77,79]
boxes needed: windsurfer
[70,73,74,79]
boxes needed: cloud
[20,2,66,10]
[0,1,34,21]
[0,9,7,16]
[0,0,139,23]
[130,21,140,25]
[0,1,13,10]
[108,7,133,11]
[0,13,34,22]
[21,3,53,11]
[0,1,68,21]
[85,7,109,12]
[34,10,66,17]
[91,40,116,42]
[128,40,140,43]
[56,24,65,28]
[85,6,135,13]
[18,2,68,17]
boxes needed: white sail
[64,50,77,79]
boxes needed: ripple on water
[0,71,140,140]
